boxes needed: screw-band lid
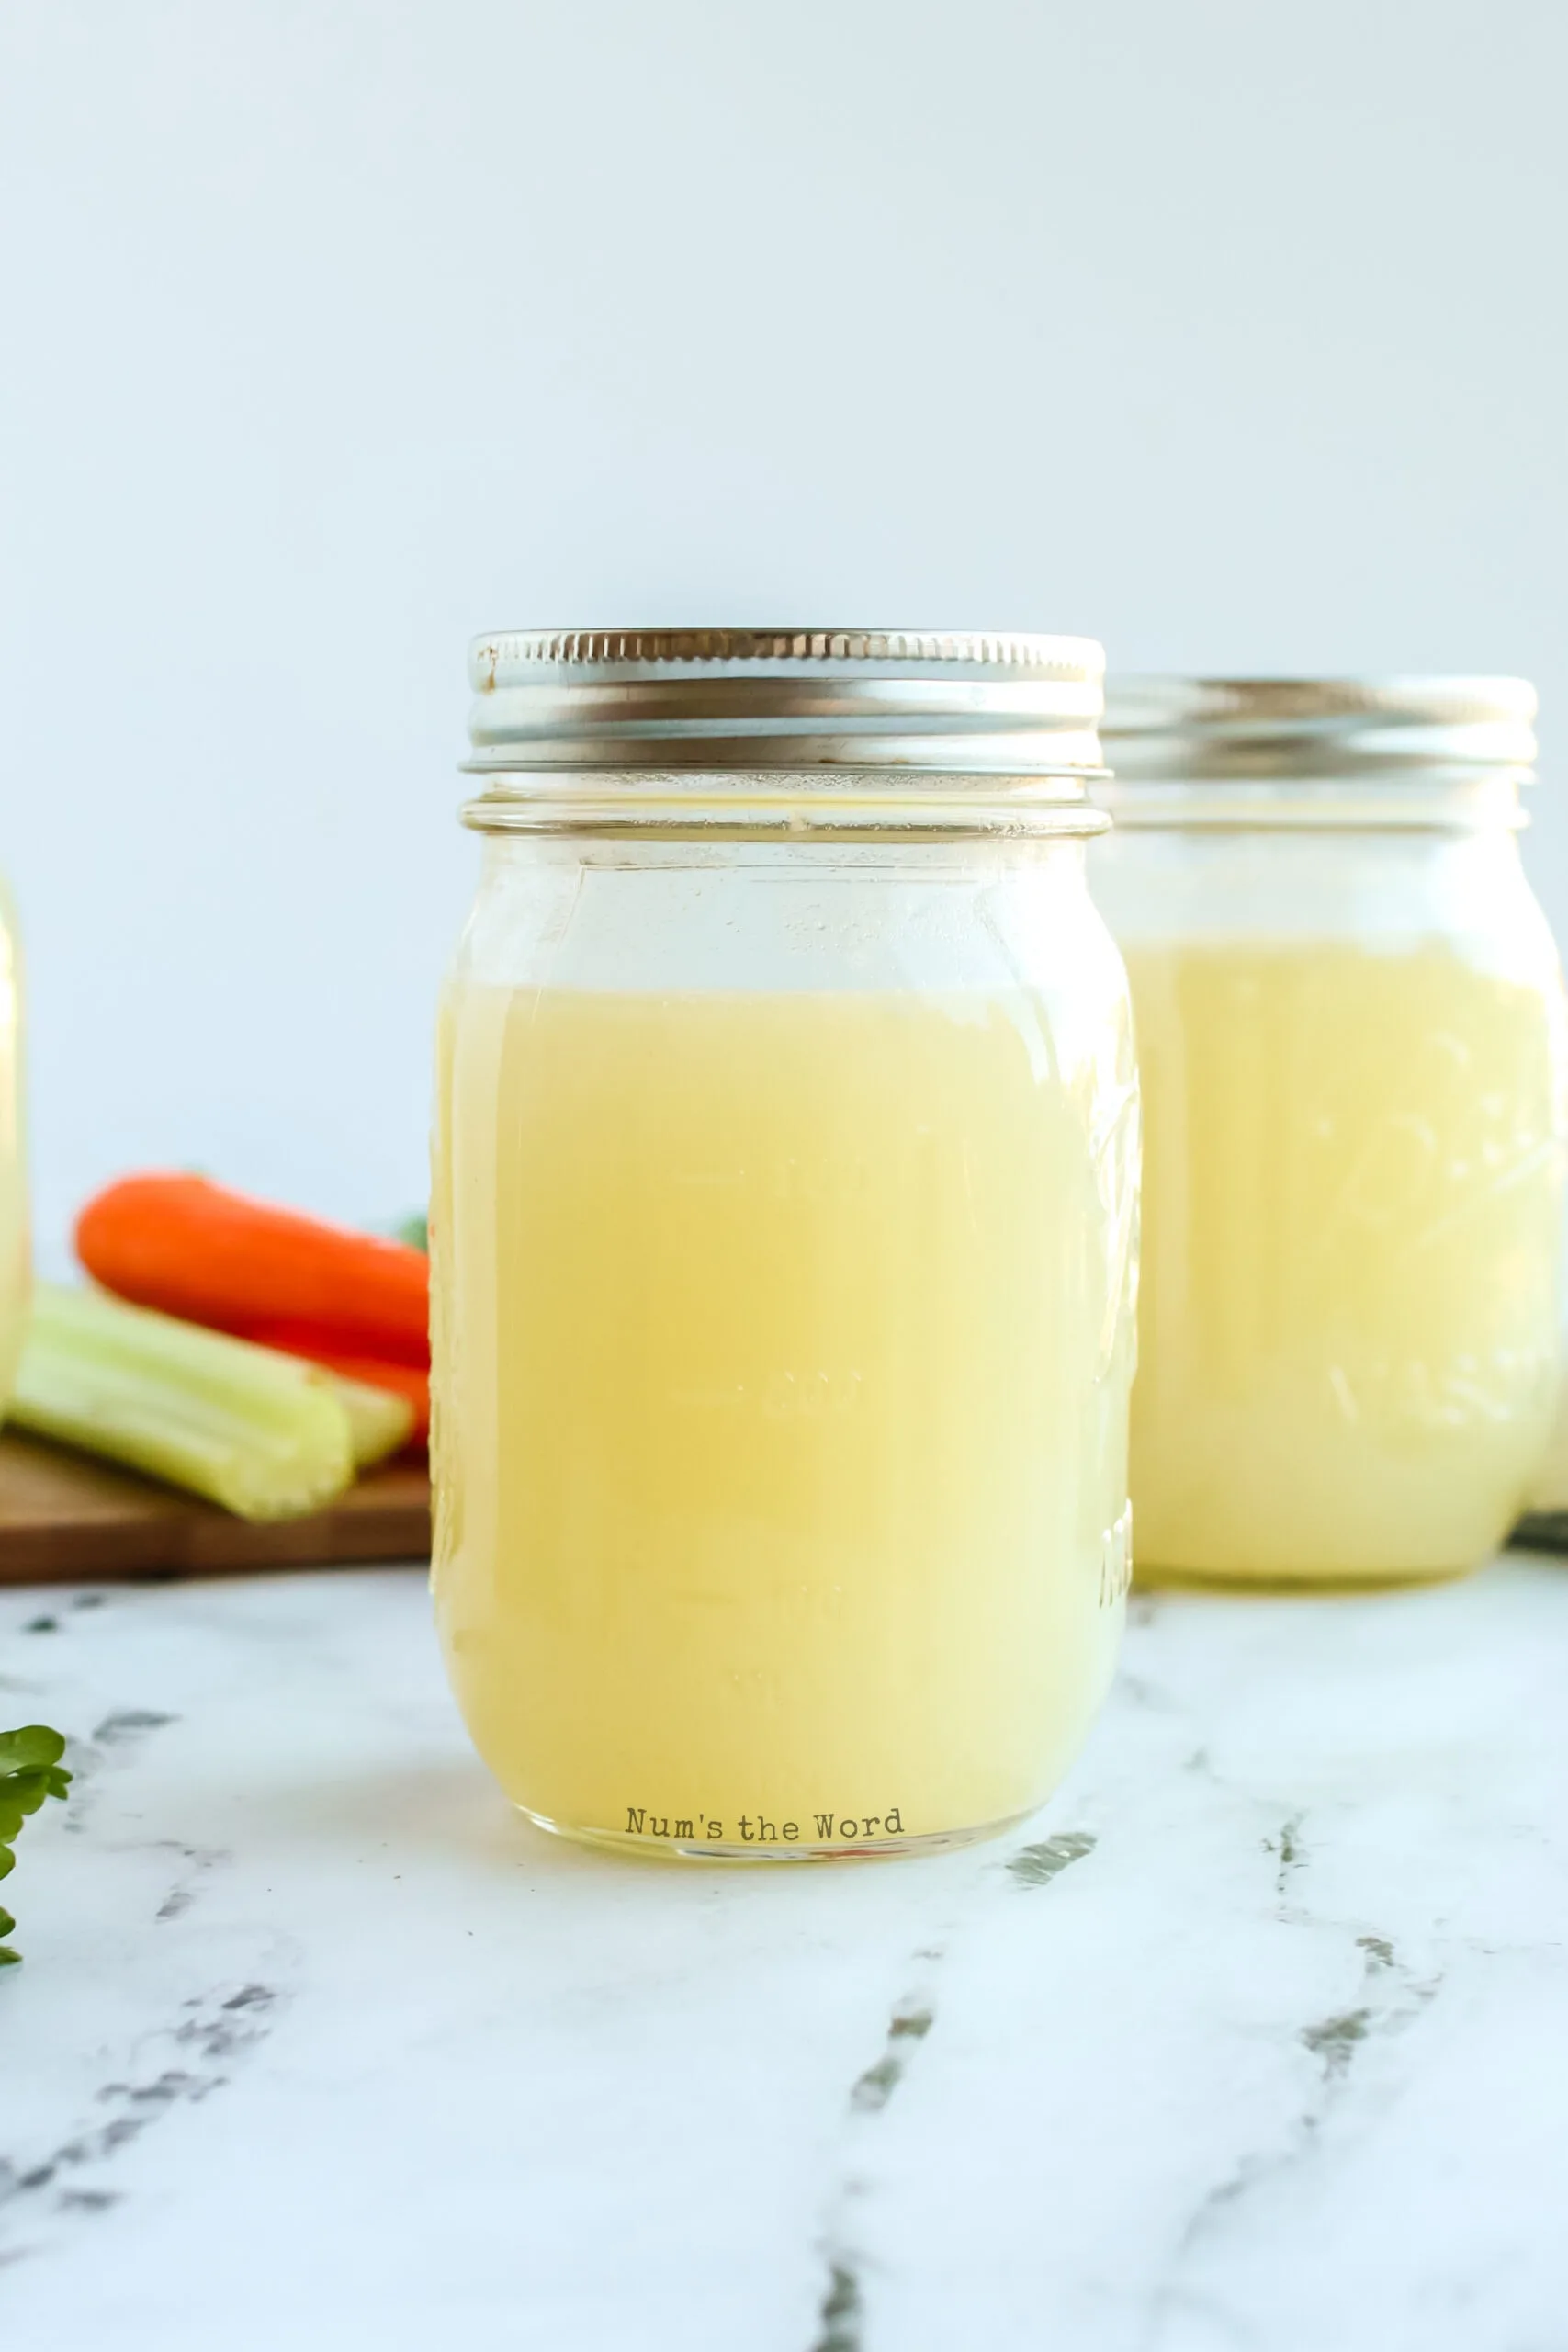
[464,627,1107,776]
[1100,675,1537,783]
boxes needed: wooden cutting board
[0,1428,431,1585]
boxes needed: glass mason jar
[431,628,1138,1860]
[1093,676,1568,1587]
[0,876,28,1412]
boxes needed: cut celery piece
[11,1284,355,1521]
[327,1373,414,1468]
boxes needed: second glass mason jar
[432,628,1138,1859]
[1093,676,1568,1588]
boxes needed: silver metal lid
[1100,676,1537,783]
[465,628,1105,775]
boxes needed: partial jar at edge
[1091,676,1568,1588]
[431,628,1138,1860]
[0,875,28,1413]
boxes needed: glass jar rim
[1092,774,1529,834]
[461,768,1112,840]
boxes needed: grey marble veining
[3,1559,1567,2352]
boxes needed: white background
[3,0,1565,1263]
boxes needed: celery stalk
[11,1284,356,1521]
[326,1374,415,1468]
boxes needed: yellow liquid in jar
[432,984,1134,1857]
[1125,943,1567,1583]
[0,888,28,1413]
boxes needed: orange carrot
[76,1174,430,1366]
[241,1322,430,1446]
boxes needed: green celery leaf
[0,1726,65,1771]
[0,1724,69,1967]
[2,1771,52,1817]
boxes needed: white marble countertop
[4,1556,1567,2352]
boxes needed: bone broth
[429,625,1135,1858]
[433,980,1132,1852]
[1125,941,1564,1579]
[1095,674,1568,1585]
